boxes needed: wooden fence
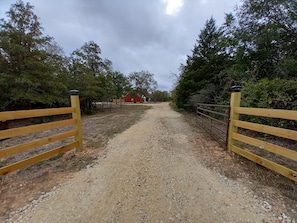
[228,88,297,182]
[0,91,83,176]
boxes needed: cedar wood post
[70,90,83,151]
[227,86,242,153]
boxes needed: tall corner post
[227,86,242,153]
[70,90,83,151]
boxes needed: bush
[241,78,297,130]
[241,78,297,110]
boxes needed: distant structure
[124,93,144,103]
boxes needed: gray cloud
[0,0,240,91]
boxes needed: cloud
[163,0,184,15]
[0,0,240,91]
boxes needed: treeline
[0,1,166,114]
[0,1,132,113]
[173,0,297,111]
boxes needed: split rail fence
[0,91,83,176]
[228,89,297,182]
[198,87,297,182]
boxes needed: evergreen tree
[174,0,297,110]
[175,17,230,107]
[0,1,66,110]
[69,41,104,113]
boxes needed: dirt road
[7,103,280,222]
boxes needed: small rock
[261,201,272,212]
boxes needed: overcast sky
[0,0,241,91]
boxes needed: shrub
[240,78,297,130]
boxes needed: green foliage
[128,71,158,97]
[68,41,103,113]
[241,78,297,129]
[111,71,131,98]
[241,78,297,110]
[151,90,170,102]
[174,17,231,108]
[0,1,135,113]
[67,42,132,114]
[0,1,67,110]
[173,0,297,113]
[235,0,297,80]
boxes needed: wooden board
[0,107,75,121]
[0,141,78,176]
[232,132,297,162]
[227,92,241,152]
[235,107,297,121]
[0,119,76,140]
[234,120,297,141]
[232,145,297,182]
[71,95,83,151]
[0,130,77,158]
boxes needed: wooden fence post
[227,86,242,153]
[70,90,83,151]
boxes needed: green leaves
[112,71,131,98]
[242,78,297,110]
[173,0,297,111]
[128,71,158,97]
[151,90,170,102]
[0,1,131,112]
[0,1,66,110]
[236,0,297,80]
[68,41,133,113]
[241,78,297,129]
[175,17,230,108]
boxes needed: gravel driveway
[7,103,279,222]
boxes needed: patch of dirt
[0,104,150,219]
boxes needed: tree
[175,17,230,108]
[111,71,131,98]
[128,71,158,97]
[174,0,297,110]
[44,40,71,104]
[151,90,170,102]
[69,41,104,113]
[0,0,66,110]
[235,0,297,80]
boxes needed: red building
[124,93,144,103]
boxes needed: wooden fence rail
[227,88,297,182]
[0,91,83,176]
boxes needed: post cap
[70,90,79,95]
[231,85,242,92]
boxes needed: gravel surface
[5,103,286,222]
